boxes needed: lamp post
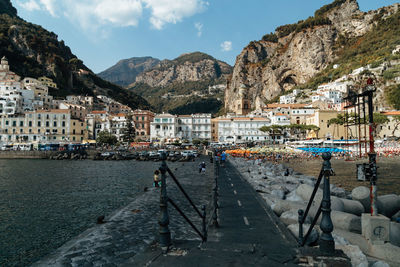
[320,152,335,253]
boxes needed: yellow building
[305,110,346,139]
[38,76,57,89]
[0,109,86,143]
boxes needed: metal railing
[158,152,219,250]
[298,152,335,253]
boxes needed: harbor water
[0,159,159,266]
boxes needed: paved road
[128,161,299,266]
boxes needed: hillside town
[1,55,400,151]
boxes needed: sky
[11,0,400,73]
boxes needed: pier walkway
[127,161,299,266]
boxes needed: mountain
[0,0,151,110]
[128,52,233,114]
[98,57,160,87]
[224,0,400,112]
[0,0,16,17]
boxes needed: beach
[285,156,400,195]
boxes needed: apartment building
[0,109,86,143]
[132,109,155,139]
[215,117,271,144]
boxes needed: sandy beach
[284,156,400,195]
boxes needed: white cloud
[220,41,232,52]
[16,0,208,35]
[194,22,203,37]
[39,0,57,17]
[17,0,41,12]
[143,0,208,29]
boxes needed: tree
[391,115,400,137]
[121,115,135,145]
[192,139,201,146]
[260,125,285,144]
[96,131,118,146]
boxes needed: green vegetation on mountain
[0,0,17,17]
[0,1,151,110]
[297,8,400,99]
[130,79,224,114]
[169,98,222,115]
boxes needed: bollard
[298,209,304,245]
[319,152,335,253]
[158,152,171,251]
[202,205,207,242]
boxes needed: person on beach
[153,170,160,187]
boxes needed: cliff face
[98,57,160,87]
[0,1,151,109]
[224,0,399,112]
[134,52,232,87]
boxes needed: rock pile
[229,157,400,266]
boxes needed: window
[19,121,23,127]
[73,129,76,134]
[62,129,65,134]
[53,121,57,127]
[38,121,41,127]
[62,121,65,127]
[12,121,16,127]
[46,121,49,127]
[29,121,32,127]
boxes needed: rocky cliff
[133,52,232,87]
[0,1,151,110]
[224,0,400,112]
[126,52,232,114]
[98,57,160,87]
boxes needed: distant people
[199,161,206,173]
[221,151,226,166]
[153,170,160,187]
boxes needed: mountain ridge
[224,0,400,113]
[0,0,151,110]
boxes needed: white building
[216,117,271,144]
[192,113,211,140]
[280,95,296,104]
[150,113,177,142]
[110,113,126,141]
[0,57,23,115]
[150,113,212,142]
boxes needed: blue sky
[11,0,400,73]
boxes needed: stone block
[361,214,390,245]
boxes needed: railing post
[202,205,207,242]
[298,209,304,245]
[320,152,335,253]
[158,152,171,251]
[213,171,219,227]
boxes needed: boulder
[296,184,344,212]
[330,184,347,198]
[392,210,400,222]
[287,223,319,246]
[371,261,390,267]
[341,198,365,216]
[272,200,306,217]
[390,221,400,247]
[332,210,362,233]
[377,194,400,218]
[280,209,311,225]
[352,186,371,212]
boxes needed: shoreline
[228,156,400,266]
